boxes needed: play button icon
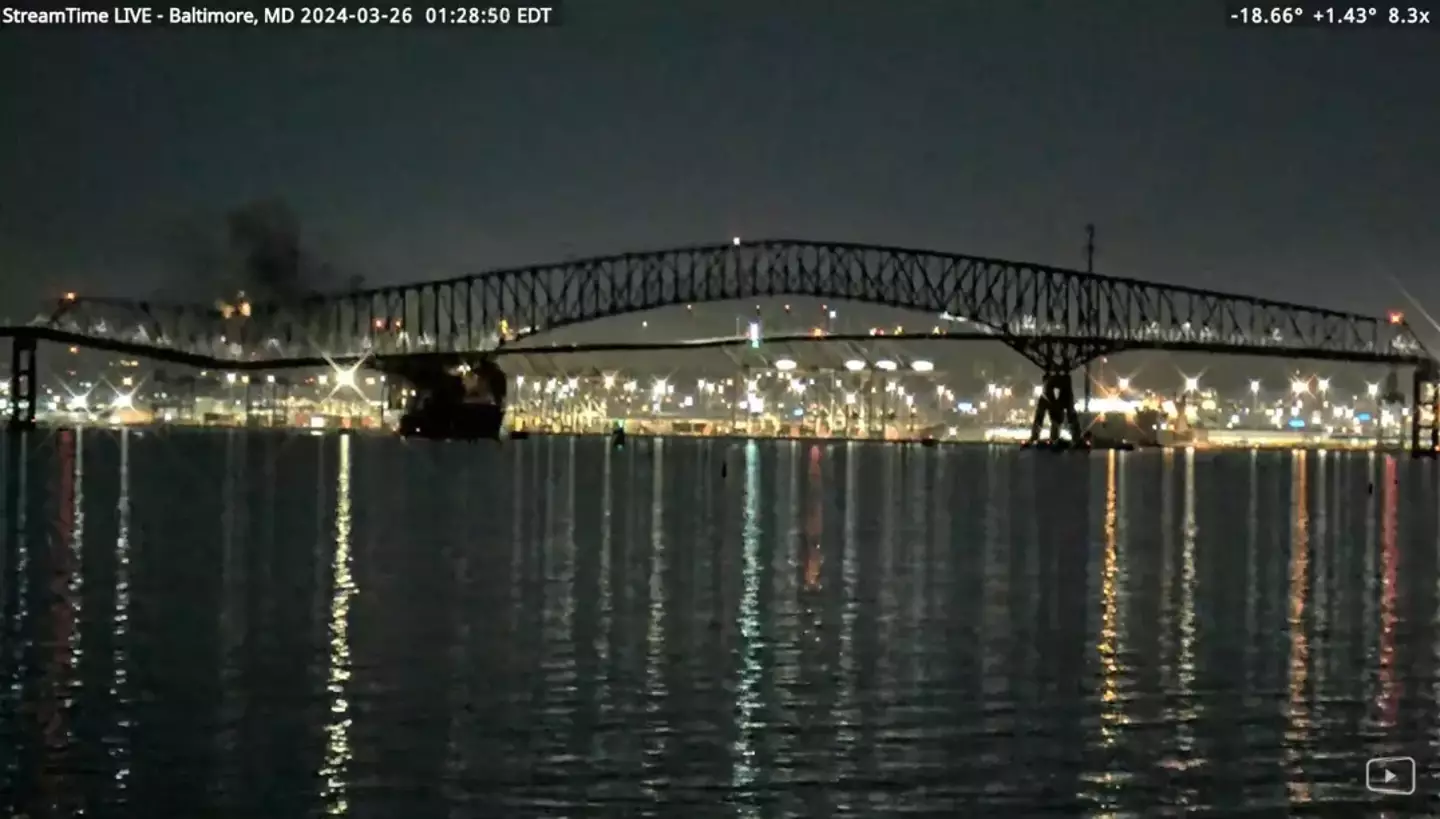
[1366,756,1416,795]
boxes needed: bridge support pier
[1028,371,1085,447]
[1411,361,1439,457]
[8,334,37,431]
[1009,338,1117,449]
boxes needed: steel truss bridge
[11,237,1440,450]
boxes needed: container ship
[397,358,507,441]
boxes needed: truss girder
[43,239,1427,368]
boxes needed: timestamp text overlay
[0,4,564,28]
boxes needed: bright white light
[68,395,88,411]
[334,367,357,389]
[1117,377,1130,391]
[844,359,865,372]
[876,359,897,371]
[844,393,856,405]
[602,374,615,389]
[775,358,797,372]
[225,372,237,384]
[1033,385,1044,398]
[733,236,741,245]
[112,392,133,410]
[828,310,837,319]
[1183,376,1199,392]
[1367,382,1380,397]
[1291,378,1309,395]
[1085,396,1142,414]
[910,359,934,373]
[266,374,276,384]
[1249,379,1260,394]
[1317,377,1330,393]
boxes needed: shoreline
[32,422,1413,454]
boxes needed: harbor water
[2,429,1438,816]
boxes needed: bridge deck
[0,325,1429,372]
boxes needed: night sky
[2,2,1436,327]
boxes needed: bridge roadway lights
[1028,371,1085,448]
[7,334,37,431]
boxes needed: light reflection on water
[320,433,354,815]
[2,431,1440,817]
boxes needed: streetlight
[1367,382,1380,398]
[1249,379,1260,395]
[1183,376,1199,393]
[1291,378,1308,396]
[1317,377,1330,395]
[1117,377,1130,391]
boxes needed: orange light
[373,318,384,329]
[1388,310,1404,325]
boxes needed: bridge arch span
[182,238,1416,376]
[48,238,1421,375]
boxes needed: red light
[1389,311,1404,325]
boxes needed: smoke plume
[159,198,361,304]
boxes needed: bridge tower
[1015,339,1112,448]
[1411,360,1440,457]
[1031,372,1084,445]
[7,333,37,431]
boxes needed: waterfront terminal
[2,359,1413,451]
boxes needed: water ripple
[1,432,1438,817]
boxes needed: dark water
[2,430,1439,817]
